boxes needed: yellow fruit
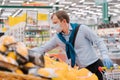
[38,68,50,77]
[77,68,90,76]
[87,74,98,80]
[16,42,28,57]
[6,57,17,65]
[7,52,17,60]
[0,44,7,52]
[25,62,35,68]
[42,56,98,80]
[15,69,24,74]
[0,36,16,45]
[6,57,14,64]
[76,68,98,80]
[0,54,4,61]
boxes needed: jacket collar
[61,23,72,35]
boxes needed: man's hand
[28,50,45,67]
[102,54,113,69]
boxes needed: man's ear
[62,19,67,23]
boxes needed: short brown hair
[51,10,70,23]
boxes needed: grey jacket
[31,24,108,68]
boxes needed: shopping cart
[98,64,120,80]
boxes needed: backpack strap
[72,24,80,47]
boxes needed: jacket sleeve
[30,34,58,54]
[81,25,108,56]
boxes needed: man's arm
[81,25,108,55]
[28,35,58,67]
[30,34,58,54]
[81,25,113,68]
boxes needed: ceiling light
[10,0,24,3]
[56,0,60,3]
[88,11,94,14]
[78,9,82,12]
[69,8,79,11]
[59,8,63,10]
[108,7,110,9]
[65,6,69,9]
[75,12,81,15]
[0,0,6,11]
[97,13,102,16]
[107,0,112,2]
[85,6,90,9]
[90,8,97,11]
[113,9,120,13]
[96,9,101,12]
[29,0,33,2]
[71,11,75,13]
[12,9,23,17]
[79,0,85,3]
[83,10,91,13]
[0,8,2,11]
[26,1,29,4]
[83,2,95,5]
[72,11,84,15]
[75,5,86,7]
[68,13,70,15]
[87,16,93,19]
[1,12,12,16]
[110,13,117,16]
[2,0,5,5]
[96,6,102,8]
[109,3,118,5]
[34,1,49,4]
[71,3,76,6]
[50,12,53,16]
[115,4,120,7]
[109,9,119,11]
[53,5,65,7]
[92,13,99,15]
[50,3,54,6]
[60,1,72,4]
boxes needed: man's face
[51,15,67,31]
[52,15,60,24]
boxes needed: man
[30,10,113,80]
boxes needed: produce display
[0,35,98,80]
[36,56,98,80]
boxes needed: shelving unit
[24,10,50,48]
[24,26,50,48]
[97,27,120,55]
[5,22,25,42]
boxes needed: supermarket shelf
[25,35,50,38]
[25,29,49,32]
[0,5,53,9]
[25,27,49,31]
[26,24,38,27]
[24,10,50,48]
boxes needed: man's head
[51,10,70,33]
